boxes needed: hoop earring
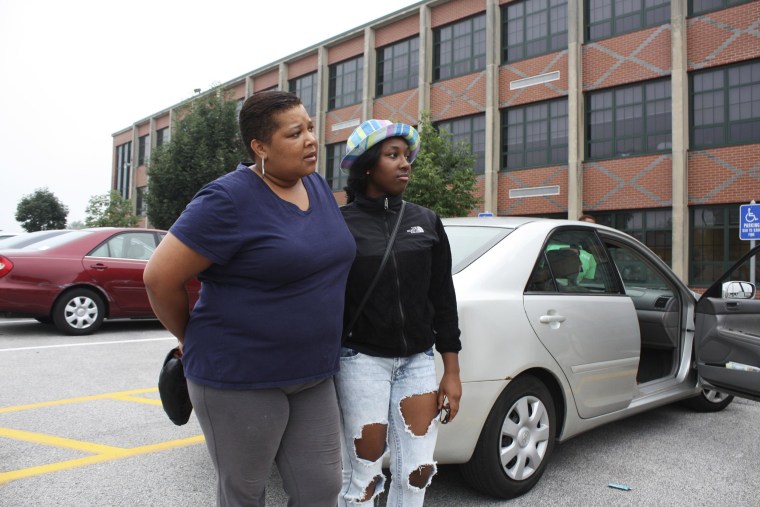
[261,158,266,177]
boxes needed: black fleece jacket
[341,193,461,358]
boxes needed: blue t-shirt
[170,164,356,389]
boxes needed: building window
[503,0,568,63]
[290,72,318,116]
[690,205,744,286]
[587,79,671,159]
[136,186,147,216]
[503,99,568,170]
[691,60,760,149]
[433,14,487,81]
[115,142,132,200]
[156,127,170,147]
[593,208,672,265]
[326,142,348,191]
[438,115,487,175]
[586,0,670,41]
[690,0,753,16]
[329,56,364,110]
[138,134,150,166]
[377,37,419,96]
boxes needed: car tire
[460,375,556,499]
[680,388,734,412]
[52,288,105,336]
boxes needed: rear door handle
[90,263,107,271]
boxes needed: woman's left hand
[438,352,462,423]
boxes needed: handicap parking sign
[739,204,760,240]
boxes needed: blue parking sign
[739,204,760,240]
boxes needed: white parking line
[0,337,176,352]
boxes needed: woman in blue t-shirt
[144,91,356,507]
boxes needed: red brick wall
[288,54,318,79]
[137,123,149,136]
[154,115,170,130]
[431,0,485,27]
[499,51,568,107]
[328,36,364,65]
[688,144,760,205]
[583,25,671,91]
[135,166,148,188]
[497,166,568,215]
[373,90,419,125]
[324,105,363,144]
[226,82,245,100]
[430,71,487,121]
[253,69,279,92]
[688,1,760,70]
[583,155,673,211]
[375,14,419,47]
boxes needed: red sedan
[0,228,199,335]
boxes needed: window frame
[689,204,745,287]
[586,78,672,160]
[433,13,487,82]
[436,114,487,175]
[502,98,569,171]
[328,56,364,110]
[586,0,670,42]
[289,72,318,116]
[592,208,673,265]
[689,0,753,16]
[137,134,150,166]
[502,0,568,63]
[690,60,760,150]
[376,36,419,97]
[325,142,348,192]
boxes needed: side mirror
[721,281,756,299]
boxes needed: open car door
[695,245,760,402]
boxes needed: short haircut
[239,91,303,159]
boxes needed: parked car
[0,231,23,241]
[433,217,759,499]
[0,229,72,249]
[0,228,199,335]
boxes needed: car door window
[526,229,620,294]
[89,233,158,260]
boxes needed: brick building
[112,0,760,287]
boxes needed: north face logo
[407,226,424,234]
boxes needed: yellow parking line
[0,427,125,454]
[108,394,162,406]
[0,388,157,413]
[0,435,205,484]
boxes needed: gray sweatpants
[187,376,342,507]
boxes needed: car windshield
[19,230,92,251]
[0,230,71,249]
[445,225,513,274]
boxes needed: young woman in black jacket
[336,119,462,507]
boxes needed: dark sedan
[0,228,199,335]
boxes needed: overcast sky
[0,0,418,232]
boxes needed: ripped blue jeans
[335,347,439,507]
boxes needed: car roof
[442,216,611,231]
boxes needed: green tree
[146,87,246,229]
[404,114,480,217]
[84,191,140,228]
[15,188,69,231]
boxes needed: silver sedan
[434,217,760,499]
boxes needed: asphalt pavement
[1,318,758,506]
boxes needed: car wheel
[52,288,105,336]
[680,388,734,412]
[460,375,556,499]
